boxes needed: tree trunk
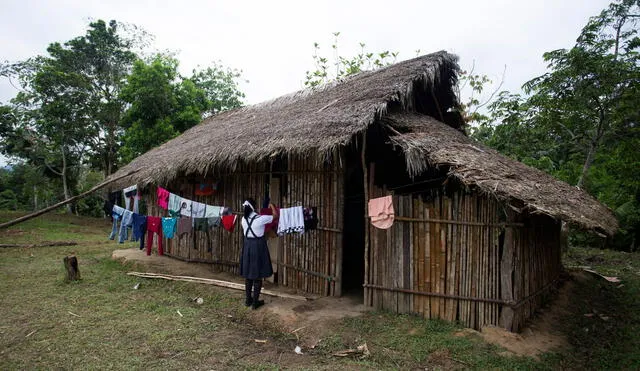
[61,146,72,214]
[576,140,597,189]
[33,185,38,211]
[63,256,80,281]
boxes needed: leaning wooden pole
[0,169,140,230]
[361,132,371,307]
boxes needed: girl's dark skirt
[240,236,273,279]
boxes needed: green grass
[1,212,639,369]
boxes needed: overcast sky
[0,0,610,164]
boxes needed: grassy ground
[0,211,639,369]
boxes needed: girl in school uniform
[240,198,278,309]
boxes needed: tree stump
[63,256,80,281]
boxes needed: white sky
[0,0,610,165]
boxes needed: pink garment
[260,207,279,233]
[157,187,170,210]
[368,195,394,229]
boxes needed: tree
[119,55,245,162]
[304,32,399,87]
[474,0,640,250]
[191,62,245,117]
[521,0,639,188]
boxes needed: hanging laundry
[205,205,222,218]
[303,207,318,230]
[193,217,210,232]
[179,198,193,217]
[108,205,125,240]
[277,206,305,235]
[132,213,147,250]
[194,182,218,196]
[162,217,178,239]
[168,193,181,215]
[123,185,138,212]
[146,216,164,256]
[106,190,122,219]
[192,217,214,252]
[118,210,134,243]
[157,187,170,210]
[177,216,192,236]
[191,201,206,218]
[207,216,221,227]
[222,206,234,216]
[368,195,394,229]
[260,207,279,234]
[221,214,237,232]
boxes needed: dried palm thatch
[109,51,459,186]
[108,50,616,235]
[386,113,618,235]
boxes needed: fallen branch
[126,271,309,301]
[0,242,78,248]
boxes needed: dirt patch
[113,247,367,350]
[456,278,575,359]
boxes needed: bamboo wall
[144,151,344,296]
[365,183,562,331]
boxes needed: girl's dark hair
[243,198,256,220]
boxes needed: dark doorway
[342,144,365,295]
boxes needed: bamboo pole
[0,169,140,229]
[127,272,308,300]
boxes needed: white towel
[205,205,222,218]
[168,193,181,214]
[179,198,192,217]
[191,201,206,218]
[277,206,305,236]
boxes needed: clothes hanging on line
[132,213,147,250]
[303,207,318,230]
[179,198,192,217]
[205,205,222,218]
[193,217,211,232]
[146,216,163,256]
[168,193,181,215]
[207,216,221,228]
[157,187,170,210]
[123,185,138,212]
[277,206,305,235]
[177,216,192,236]
[368,195,394,229]
[191,201,206,218]
[221,214,237,232]
[108,205,126,240]
[162,217,178,239]
[119,210,134,243]
[260,207,279,234]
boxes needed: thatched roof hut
[111,51,615,235]
[109,51,616,331]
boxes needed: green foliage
[304,32,398,87]
[473,0,640,249]
[1,19,245,212]
[119,55,244,163]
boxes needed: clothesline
[105,184,319,256]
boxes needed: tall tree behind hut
[473,0,640,250]
[119,54,245,163]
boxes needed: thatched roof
[110,51,459,186]
[386,113,618,235]
[108,51,617,235]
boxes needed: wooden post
[499,210,516,330]
[362,133,370,306]
[63,256,80,281]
